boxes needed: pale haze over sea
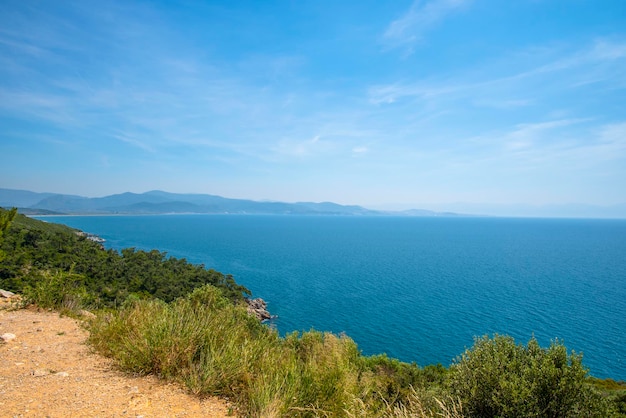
[1,1,626,218]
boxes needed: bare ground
[0,304,235,418]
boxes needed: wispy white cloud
[505,119,589,142]
[588,39,626,61]
[473,98,533,109]
[271,135,335,158]
[352,146,369,155]
[111,133,155,153]
[456,118,625,174]
[0,89,80,126]
[369,38,626,111]
[577,122,626,159]
[382,0,471,53]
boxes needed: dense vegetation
[1,208,624,417]
[0,211,249,306]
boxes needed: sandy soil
[0,303,235,418]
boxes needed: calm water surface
[39,215,626,380]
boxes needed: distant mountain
[0,188,458,216]
[0,189,70,208]
[394,208,462,217]
[430,202,626,219]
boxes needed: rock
[79,309,96,319]
[246,298,274,321]
[0,290,22,311]
[32,369,49,377]
[1,333,17,342]
[55,372,69,377]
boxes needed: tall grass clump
[90,286,277,396]
[89,285,353,416]
[22,269,94,312]
[89,284,449,417]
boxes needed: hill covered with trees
[0,209,249,306]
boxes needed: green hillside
[0,209,250,306]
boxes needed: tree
[0,207,17,262]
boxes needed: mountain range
[0,188,453,216]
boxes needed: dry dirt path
[0,306,235,418]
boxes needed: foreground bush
[449,335,611,417]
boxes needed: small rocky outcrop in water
[246,298,274,321]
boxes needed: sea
[37,214,626,381]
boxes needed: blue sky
[1,0,625,216]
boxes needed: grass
[88,285,454,417]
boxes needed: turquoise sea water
[39,215,626,380]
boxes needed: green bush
[0,207,17,262]
[448,334,610,417]
[357,354,449,414]
[22,269,93,310]
[590,378,626,416]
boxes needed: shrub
[22,269,93,310]
[448,334,610,417]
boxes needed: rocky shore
[246,297,275,321]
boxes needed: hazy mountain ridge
[0,188,447,216]
[0,189,73,208]
[3,188,624,217]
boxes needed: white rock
[32,369,49,377]
[79,309,96,319]
[1,333,16,342]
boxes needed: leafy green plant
[590,378,626,416]
[0,207,17,262]
[449,334,610,417]
[22,269,93,310]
